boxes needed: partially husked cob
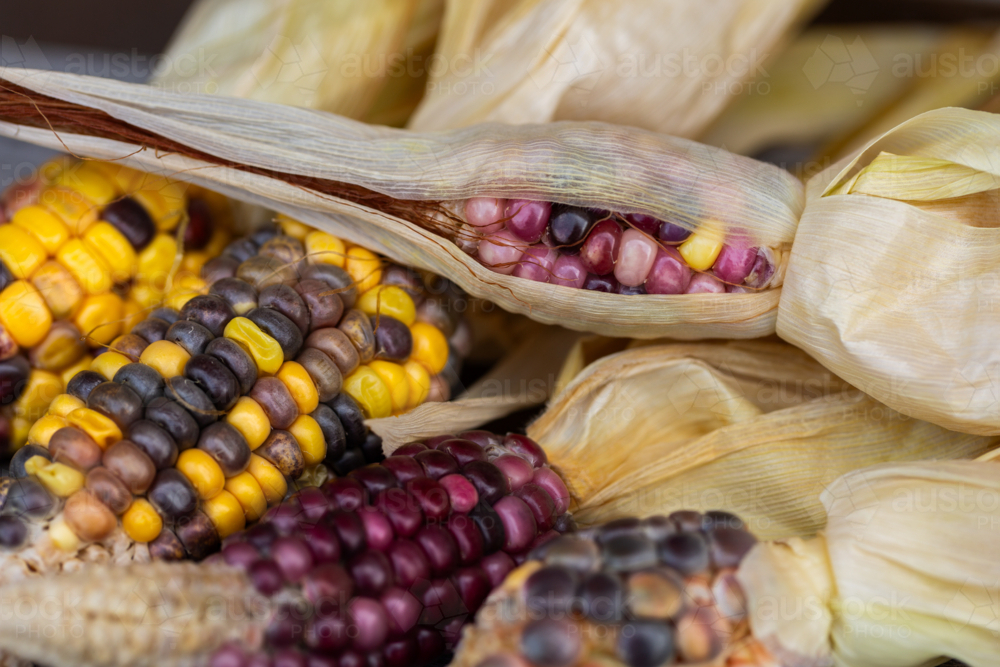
[460,198,783,295]
[0,225,460,560]
[0,157,234,449]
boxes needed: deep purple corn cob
[209,431,573,667]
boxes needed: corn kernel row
[462,197,779,294]
[9,224,458,556]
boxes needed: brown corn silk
[407,0,824,137]
[527,341,1000,539]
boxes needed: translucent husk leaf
[529,343,1000,539]
[152,0,444,126]
[738,460,1000,667]
[407,0,825,137]
[0,68,801,339]
[778,107,1000,435]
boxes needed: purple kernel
[713,244,758,284]
[583,273,620,292]
[494,454,534,491]
[348,598,390,652]
[380,586,422,636]
[579,219,622,276]
[296,487,332,521]
[481,551,516,587]
[273,650,307,667]
[415,525,459,576]
[745,247,776,288]
[384,636,418,667]
[301,523,341,563]
[414,449,459,479]
[517,483,557,532]
[392,442,427,456]
[422,435,453,449]
[532,467,571,515]
[359,508,395,550]
[222,542,260,570]
[328,511,367,555]
[248,559,284,596]
[686,273,726,294]
[658,220,692,244]
[387,539,431,587]
[407,476,450,521]
[494,496,537,553]
[551,254,587,289]
[244,522,279,554]
[321,477,367,511]
[438,439,486,466]
[271,536,314,582]
[381,456,424,484]
[447,513,485,565]
[267,611,305,647]
[349,549,395,595]
[302,562,354,605]
[374,488,424,537]
[618,283,646,295]
[503,433,547,467]
[462,460,510,505]
[505,200,551,243]
[306,614,350,652]
[645,247,692,295]
[451,566,491,611]
[263,499,306,534]
[457,430,504,449]
[416,628,445,664]
[624,213,661,235]
[511,245,557,283]
[439,474,479,514]
[348,465,398,495]
[210,644,245,667]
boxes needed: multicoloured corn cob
[452,510,762,667]
[0,228,462,557]
[461,198,781,295]
[0,157,233,451]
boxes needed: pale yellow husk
[529,342,1000,539]
[778,107,1000,435]
[739,460,1000,667]
[408,0,824,138]
[152,0,444,126]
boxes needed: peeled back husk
[528,341,1000,539]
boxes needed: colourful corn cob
[0,157,233,451]
[461,198,781,295]
[1,228,462,557]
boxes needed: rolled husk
[152,0,444,126]
[0,68,801,339]
[407,0,824,137]
[738,460,1000,667]
[778,107,1000,435]
[528,342,1000,539]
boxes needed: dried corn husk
[152,0,445,126]
[739,460,1000,667]
[529,343,1000,539]
[778,107,1000,435]
[407,0,824,137]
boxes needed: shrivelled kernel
[247,453,287,505]
[57,239,113,295]
[226,397,270,450]
[175,511,221,560]
[203,489,246,538]
[64,489,117,542]
[403,360,431,410]
[0,225,47,279]
[30,322,87,372]
[304,231,347,267]
[250,377,299,430]
[678,231,724,271]
[31,261,84,320]
[409,323,449,375]
[122,498,163,543]
[357,286,417,326]
[26,458,86,497]
[110,334,149,361]
[74,293,124,346]
[224,317,283,375]
[67,408,122,450]
[83,221,137,282]
[368,361,410,414]
[224,471,267,522]
[277,361,319,415]
[345,247,383,293]
[287,415,326,466]
[0,281,53,348]
[304,327,359,376]
[27,415,70,447]
[140,340,192,378]
[11,205,70,254]
[257,430,305,478]
[343,366,393,419]
[176,448,226,499]
[295,348,342,403]
[91,351,133,381]
[339,309,376,363]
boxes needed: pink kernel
[614,229,658,287]
[464,197,506,234]
[713,244,758,284]
[439,473,479,513]
[645,247,692,295]
[532,467,571,515]
[512,245,557,283]
[686,273,726,294]
[478,229,526,275]
[551,254,587,289]
[505,200,551,243]
[494,454,534,491]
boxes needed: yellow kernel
[177,449,225,500]
[74,293,124,346]
[277,361,319,415]
[84,222,137,282]
[57,239,113,294]
[403,360,431,409]
[131,184,185,232]
[164,274,207,311]
[54,163,118,206]
[91,351,133,381]
[89,162,143,193]
[345,247,382,293]
[31,261,84,321]
[121,299,145,334]
[27,415,69,447]
[49,518,82,552]
[10,416,30,451]
[288,415,326,466]
[136,234,179,290]
[122,498,163,543]
[678,232,725,271]
[224,317,283,375]
[67,408,122,450]
[30,458,86,497]
[225,471,267,522]
[368,361,410,415]
[0,281,53,348]
[15,370,63,422]
[357,286,416,326]
[277,215,312,241]
[226,397,271,450]
[60,356,93,388]
[409,322,449,375]
[247,454,287,506]
[129,281,166,309]
[180,250,211,276]
[304,231,346,267]
[38,156,74,183]
[38,186,99,235]
[202,489,246,538]
[140,340,191,378]
[0,225,47,279]
[343,365,393,419]
[49,394,86,418]
[11,205,70,254]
